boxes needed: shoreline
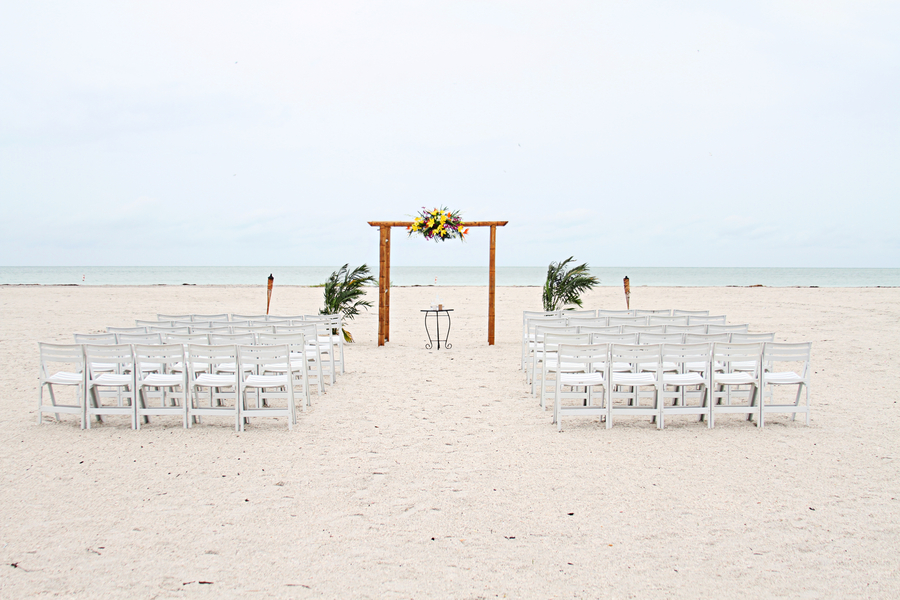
[3,283,899,289]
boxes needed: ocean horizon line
[1,266,899,288]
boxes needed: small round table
[421,309,453,349]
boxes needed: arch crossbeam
[367,221,508,346]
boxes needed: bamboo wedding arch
[367,221,508,346]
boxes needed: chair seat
[714,373,755,386]
[141,374,184,387]
[92,373,133,386]
[764,371,804,384]
[46,371,82,385]
[611,372,657,386]
[194,373,237,387]
[560,372,605,385]
[662,372,706,386]
[244,374,288,387]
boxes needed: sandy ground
[1,284,898,599]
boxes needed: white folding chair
[158,314,191,321]
[238,344,297,430]
[577,325,620,335]
[530,325,579,394]
[760,342,811,426]
[305,314,344,376]
[566,316,608,327]
[597,310,634,317]
[233,325,275,335]
[553,343,610,431]
[74,333,117,375]
[231,314,269,322]
[522,311,562,370]
[538,332,591,409]
[134,343,188,429]
[138,319,171,328]
[258,331,320,404]
[187,344,240,431]
[563,309,597,317]
[107,326,148,334]
[665,324,707,335]
[147,325,191,334]
[622,324,665,335]
[710,342,763,427]
[38,343,86,427]
[84,344,137,429]
[268,314,306,322]
[607,344,662,428]
[659,343,712,429]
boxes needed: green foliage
[542,257,599,311]
[320,264,377,342]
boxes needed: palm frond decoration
[542,257,599,311]
[320,264,377,342]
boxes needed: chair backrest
[107,326,148,334]
[190,325,231,335]
[273,325,309,334]
[266,319,294,328]
[556,343,611,374]
[268,315,306,322]
[231,314,270,322]
[39,342,85,378]
[673,309,709,317]
[116,333,163,345]
[186,344,238,374]
[173,320,196,328]
[597,310,635,317]
[562,309,597,317]
[762,342,811,377]
[688,315,727,325]
[665,324,708,335]
[233,325,275,335]
[565,316,608,327]
[147,325,191,334]
[248,320,272,327]
[708,324,750,334]
[163,332,210,345]
[192,314,230,322]
[591,332,639,344]
[622,325,665,334]
[648,316,688,326]
[712,342,763,372]
[610,343,661,371]
[238,343,293,372]
[138,319,171,327]
[83,343,135,378]
[228,319,252,327]
[731,332,775,343]
[74,333,117,344]
[534,325,579,342]
[609,316,649,326]
[158,314,191,321]
[576,325,621,335]
[661,342,712,371]
[527,317,567,338]
[684,333,730,344]
[210,333,256,346]
[133,343,185,375]
[635,309,672,316]
[542,333,592,354]
[639,332,684,345]
[256,332,307,355]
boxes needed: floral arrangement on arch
[407,207,469,242]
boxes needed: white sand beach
[1,284,898,598]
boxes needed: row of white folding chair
[77,329,328,396]
[524,321,749,386]
[521,313,725,369]
[549,341,810,431]
[531,330,769,402]
[38,342,307,430]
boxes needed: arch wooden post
[368,221,507,346]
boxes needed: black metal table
[421,309,453,349]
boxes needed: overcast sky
[1,1,897,268]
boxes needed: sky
[1,1,898,268]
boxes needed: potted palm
[542,257,599,311]
[320,264,377,342]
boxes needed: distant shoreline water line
[1,266,899,287]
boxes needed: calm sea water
[1,266,898,287]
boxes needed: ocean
[1,266,898,287]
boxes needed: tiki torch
[623,276,630,310]
[266,273,274,315]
